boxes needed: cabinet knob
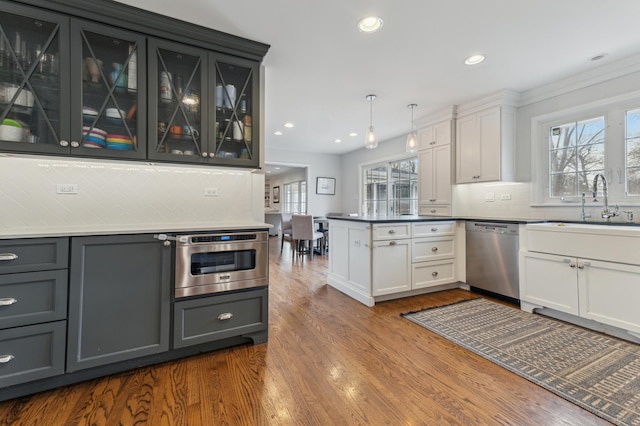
[431,247,438,252]
[209,153,215,158]
[431,228,438,232]
[432,271,439,277]
[70,141,80,148]
[163,241,171,247]
[217,312,233,321]
[569,262,576,268]
[0,253,18,261]
[389,241,396,245]
[0,297,17,306]
[202,152,208,158]
[0,354,14,364]
[430,209,437,213]
[59,140,69,147]
[388,229,396,234]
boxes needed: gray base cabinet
[174,287,268,349]
[67,234,171,372]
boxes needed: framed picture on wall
[316,177,336,195]
[273,186,280,203]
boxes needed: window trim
[531,89,640,206]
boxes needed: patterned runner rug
[402,298,640,425]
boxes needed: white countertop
[0,221,272,239]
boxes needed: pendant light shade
[365,94,378,149]
[405,103,418,153]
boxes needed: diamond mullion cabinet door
[0,2,71,155]
[147,38,208,163]
[209,52,260,167]
[69,19,146,160]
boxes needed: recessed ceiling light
[334,139,342,143]
[283,122,294,128]
[464,54,485,65]
[358,16,383,33]
[275,167,280,170]
[589,53,608,62]
[274,131,283,136]
[349,132,358,137]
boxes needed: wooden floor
[0,237,609,425]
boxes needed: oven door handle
[154,234,188,243]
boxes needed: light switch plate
[500,194,512,200]
[204,188,218,197]
[56,184,78,194]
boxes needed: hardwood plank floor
[0,236,609,425]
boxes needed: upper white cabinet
[455,91,518,184]
[416,108,455,216]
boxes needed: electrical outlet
[204,188,218,197]
[484,193,495,202]
[56,184,78,194]
[500,194,512,200]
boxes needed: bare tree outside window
[626,109,640,195]
[549,116,605,198]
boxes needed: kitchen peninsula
[327,216,466,307]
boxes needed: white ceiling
[117,0,640,155]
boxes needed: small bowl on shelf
[0,119,25,142]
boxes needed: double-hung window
[362,157,418,216]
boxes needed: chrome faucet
[592,173,618,220]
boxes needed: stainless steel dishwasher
[465,221,520,302]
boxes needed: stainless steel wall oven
[167,231,268,298]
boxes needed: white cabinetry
[455,91,517,184]
[520,223,640,338]
[418,118,453,216]
[327,219,461,306]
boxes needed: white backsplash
[0,155,263,235]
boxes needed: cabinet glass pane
[214,61,253,160]
[80,30,139,152]
[0,13,61,146]
[154,48,202,157]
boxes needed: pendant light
[365,94,378,149]
[405,103,418,153]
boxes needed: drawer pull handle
[389,241,396,245]
[0,354,14,364]
[217,312,233,321]
[220,274,231,280]
[0,298,17,306]
[430,209,437,213]
[431,247,438,252]
[431,228,438,232]
[432,271,439,277]
[388,229,396,234]
[0,253,18,261]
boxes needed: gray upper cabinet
[67,234,171,372]
[0,0,266,168]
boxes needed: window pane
[627,168,640,196]
[550,123,576,149]
[362,158,417,216]
[627,109,640,139]
[577,117,605,146]
[550,147,576,173]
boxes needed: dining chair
[291,214,325,257]
[280,213,293,251]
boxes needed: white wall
[265,147,342,216]
[0,154,264,236]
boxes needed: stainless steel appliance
[465,221,519,302]
[164,231,268,298]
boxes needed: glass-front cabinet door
[210,55,259,167]
[0,3,69,155]
[148,39,207,163]
[70,20,146,159]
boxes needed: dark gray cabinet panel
[0,237,68,274]
[173,287,268,349]
[67,234,170,372]
[0,320,66,387]
[0,269,68,329]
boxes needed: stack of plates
[82,126,107,148]
[106,134,134,150]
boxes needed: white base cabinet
[520,223,640,338]
[328,219,460,306]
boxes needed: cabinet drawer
[412,260,455,289]
[412,221,455,237]
[0,270,68,330]
[411,237,455,263]
[418,205,452,217]
[0,238,68,274]
[372,223,411,240]
[0,321,66,387]
[173,288,268,349]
